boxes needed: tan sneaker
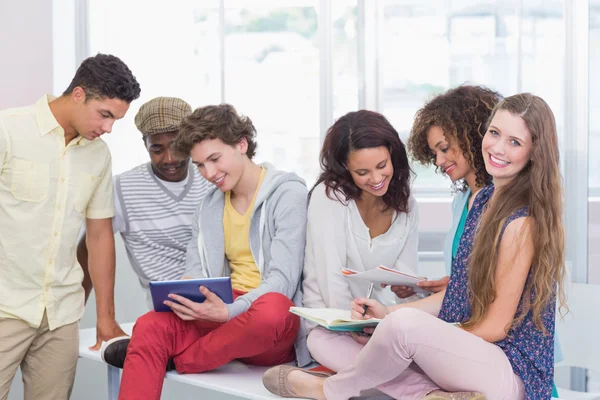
[422,390,487,400]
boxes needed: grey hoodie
[184,162,311,366]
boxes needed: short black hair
[63,53,141,103]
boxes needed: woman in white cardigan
[301,110,419,373]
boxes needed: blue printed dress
[438,185,555,400]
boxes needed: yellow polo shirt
[0,95,114,330]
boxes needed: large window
[87,0,567,188]
[520,1,565,160]
[223,1,320,184]
[88,0,221,175]
[382,0,565,192]
[85,0,573,260]
[331,1,359,118]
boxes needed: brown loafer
[423,390,487,400]
[262,365,333,398]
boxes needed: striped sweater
[115,162,211,307]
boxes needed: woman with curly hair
[299,109,418,375]
[264,93,565,400]
[394,85,501,298]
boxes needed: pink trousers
[307,308,525,400]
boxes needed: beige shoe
[423,390,487,400]
[262,365,333,398]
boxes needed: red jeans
[118,292,299,400]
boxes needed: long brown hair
[310,110,412,213]
[463,93,565,333]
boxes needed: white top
[112,173,189,233]
[302,182,419,311]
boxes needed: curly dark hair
[310,110,412,213]
[63,53,141,103]
[173,104,258,159]
[407,85,502,190]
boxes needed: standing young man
[0,53,140,400]
[78,97,211,310]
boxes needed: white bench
[79,322,304,400]
[80,323,562,400]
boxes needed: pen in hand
[361,282,375,317]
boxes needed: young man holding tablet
[102,104,310,399]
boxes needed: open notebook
[341,266,429,295]
[290,307,381,332]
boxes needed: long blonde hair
[463,93,565,333]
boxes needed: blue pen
[361,282,375,317]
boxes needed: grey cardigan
[184,163,311,366]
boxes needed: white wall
[0,0,53,109]
[1,1,50,396]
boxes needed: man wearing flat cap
[77,97,211,312]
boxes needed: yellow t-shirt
[223,167,266,292]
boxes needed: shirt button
[60,178,65,183]
[53,232,59,237]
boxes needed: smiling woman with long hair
[299,109,419,375]
[312,109,412,212]
[264,94,565,400]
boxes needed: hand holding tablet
[149,277,234,314]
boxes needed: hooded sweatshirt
[184,162,310,366]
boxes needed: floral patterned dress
[438,185,555,399]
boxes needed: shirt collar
[35,95,94,147]
[35,95,64,137]
[74,136,91,147]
